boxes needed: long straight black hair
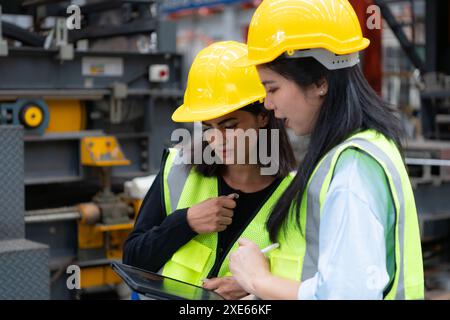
[265,57,404,242]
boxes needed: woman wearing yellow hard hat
[124,41,296,299]
[229,0,424,299]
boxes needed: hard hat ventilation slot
[284,48,360,70]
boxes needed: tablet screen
[112,262,224,300]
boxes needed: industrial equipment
[0,0,184,299]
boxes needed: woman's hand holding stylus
[229,238,272,295]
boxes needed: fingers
[220,208,234,218]
[209,277,248,300]
[221,199,237,210]
[218,196,237,210]
[214,288,231,299]
[202,278,222,290]
[227,193,239,200]
[217,224,227,232]
[218,216,232,226]
[203,277,239,300]
[237,238,253,246]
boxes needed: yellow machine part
[23,105,44,128]
[77,221,134,250]
[81,136,131,167]
[80,266,122,289]
[133,199,143,215]
[77,221,104,249]
[45,100,86,132]
[106,229,133,260]
[77,222,133,288]
[121,196,142,217]
[76,199,138,289]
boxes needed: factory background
[0,0,449,300]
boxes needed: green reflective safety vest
[160,148,294,286]
[269,129,424,300]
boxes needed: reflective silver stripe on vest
[301,138,406,299]
[351,139,405,300]
[301,149,336,280]
[166,150,191,213]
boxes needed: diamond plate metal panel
[0,126,24,240]
[0,239,49,299]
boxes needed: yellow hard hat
[236,0,370,68]
[172,41,266,122]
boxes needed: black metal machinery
[0,0,185,299]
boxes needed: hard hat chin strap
[284,48,360,70]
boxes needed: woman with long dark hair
[123,41,297,299]
[229,0,424,300]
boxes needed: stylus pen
[261,243,279,254]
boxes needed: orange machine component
[45,100,86,132]
[80,266,122,289]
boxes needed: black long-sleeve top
[123,165,282,277]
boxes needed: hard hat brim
[233,38,371,68]
[172,96,265,123]
[232,54,267,68]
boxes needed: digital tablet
[111,262,225,300]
